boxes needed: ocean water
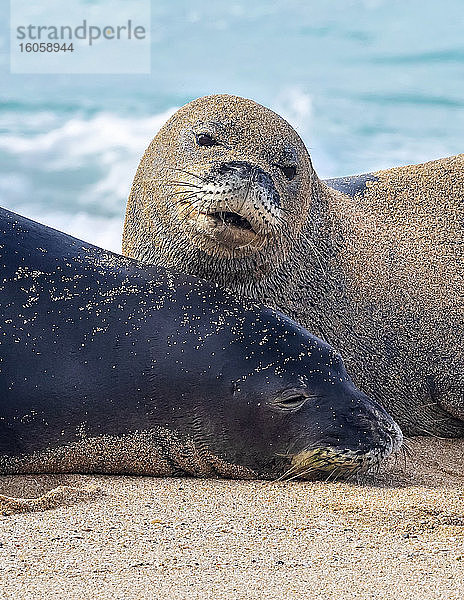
[1,0,463,251]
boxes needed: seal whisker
[415,427,450,440]
[169,196,203,209]
[165,181,203,189]
[175,198,201,213]
[167,166,208,183]
[190,198,216,226]
[167,191,202,202]
[278,206,292,214]
[179,204,203,223]
[401,439,413,458]
[324,467,339,483]
[165,187,203,196]
[282,466,317,482]
[271,461,304,482]
[401,448,408,471]
[329,466,347,483]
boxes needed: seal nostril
[216,163,280,206]
[218,164,233,175]
[217,161,252,177]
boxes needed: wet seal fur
[123,94,464,438]
[0,207,401,480]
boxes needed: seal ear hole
[275,394,308,411]
[196,133,218,147]
[274,164,297,181]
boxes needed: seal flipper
[324,173,379,199]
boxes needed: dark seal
[0,207,402,479]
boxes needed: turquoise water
[1,0,463,250]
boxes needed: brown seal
[122,94,464,437]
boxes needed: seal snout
[287,391,403,481]
[215,161,281,208]
[175,159,285,255]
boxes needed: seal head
[123,94,315,274]
[208,310,403,480]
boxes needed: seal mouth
[208,211,255,232]
[283,445,395,481]
[193,209,260,252]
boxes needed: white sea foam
[4,204,125,254]
[0,108,177,251]
[0,108,176,185]
[274,87,313,137]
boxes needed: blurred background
[1,0,463,251]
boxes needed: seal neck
[227,178,348,339]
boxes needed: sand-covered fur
[123,94,464,437]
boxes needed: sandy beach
[0,437,462,599]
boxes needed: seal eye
[196,133,218,147]
[275,394,308,411]
[274,164,297,181]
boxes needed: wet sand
[1,438,463,599]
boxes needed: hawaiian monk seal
[0,207,402,479]
[122,94,464,437]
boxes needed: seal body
[0,207,401,478]
[122,94,464,437]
